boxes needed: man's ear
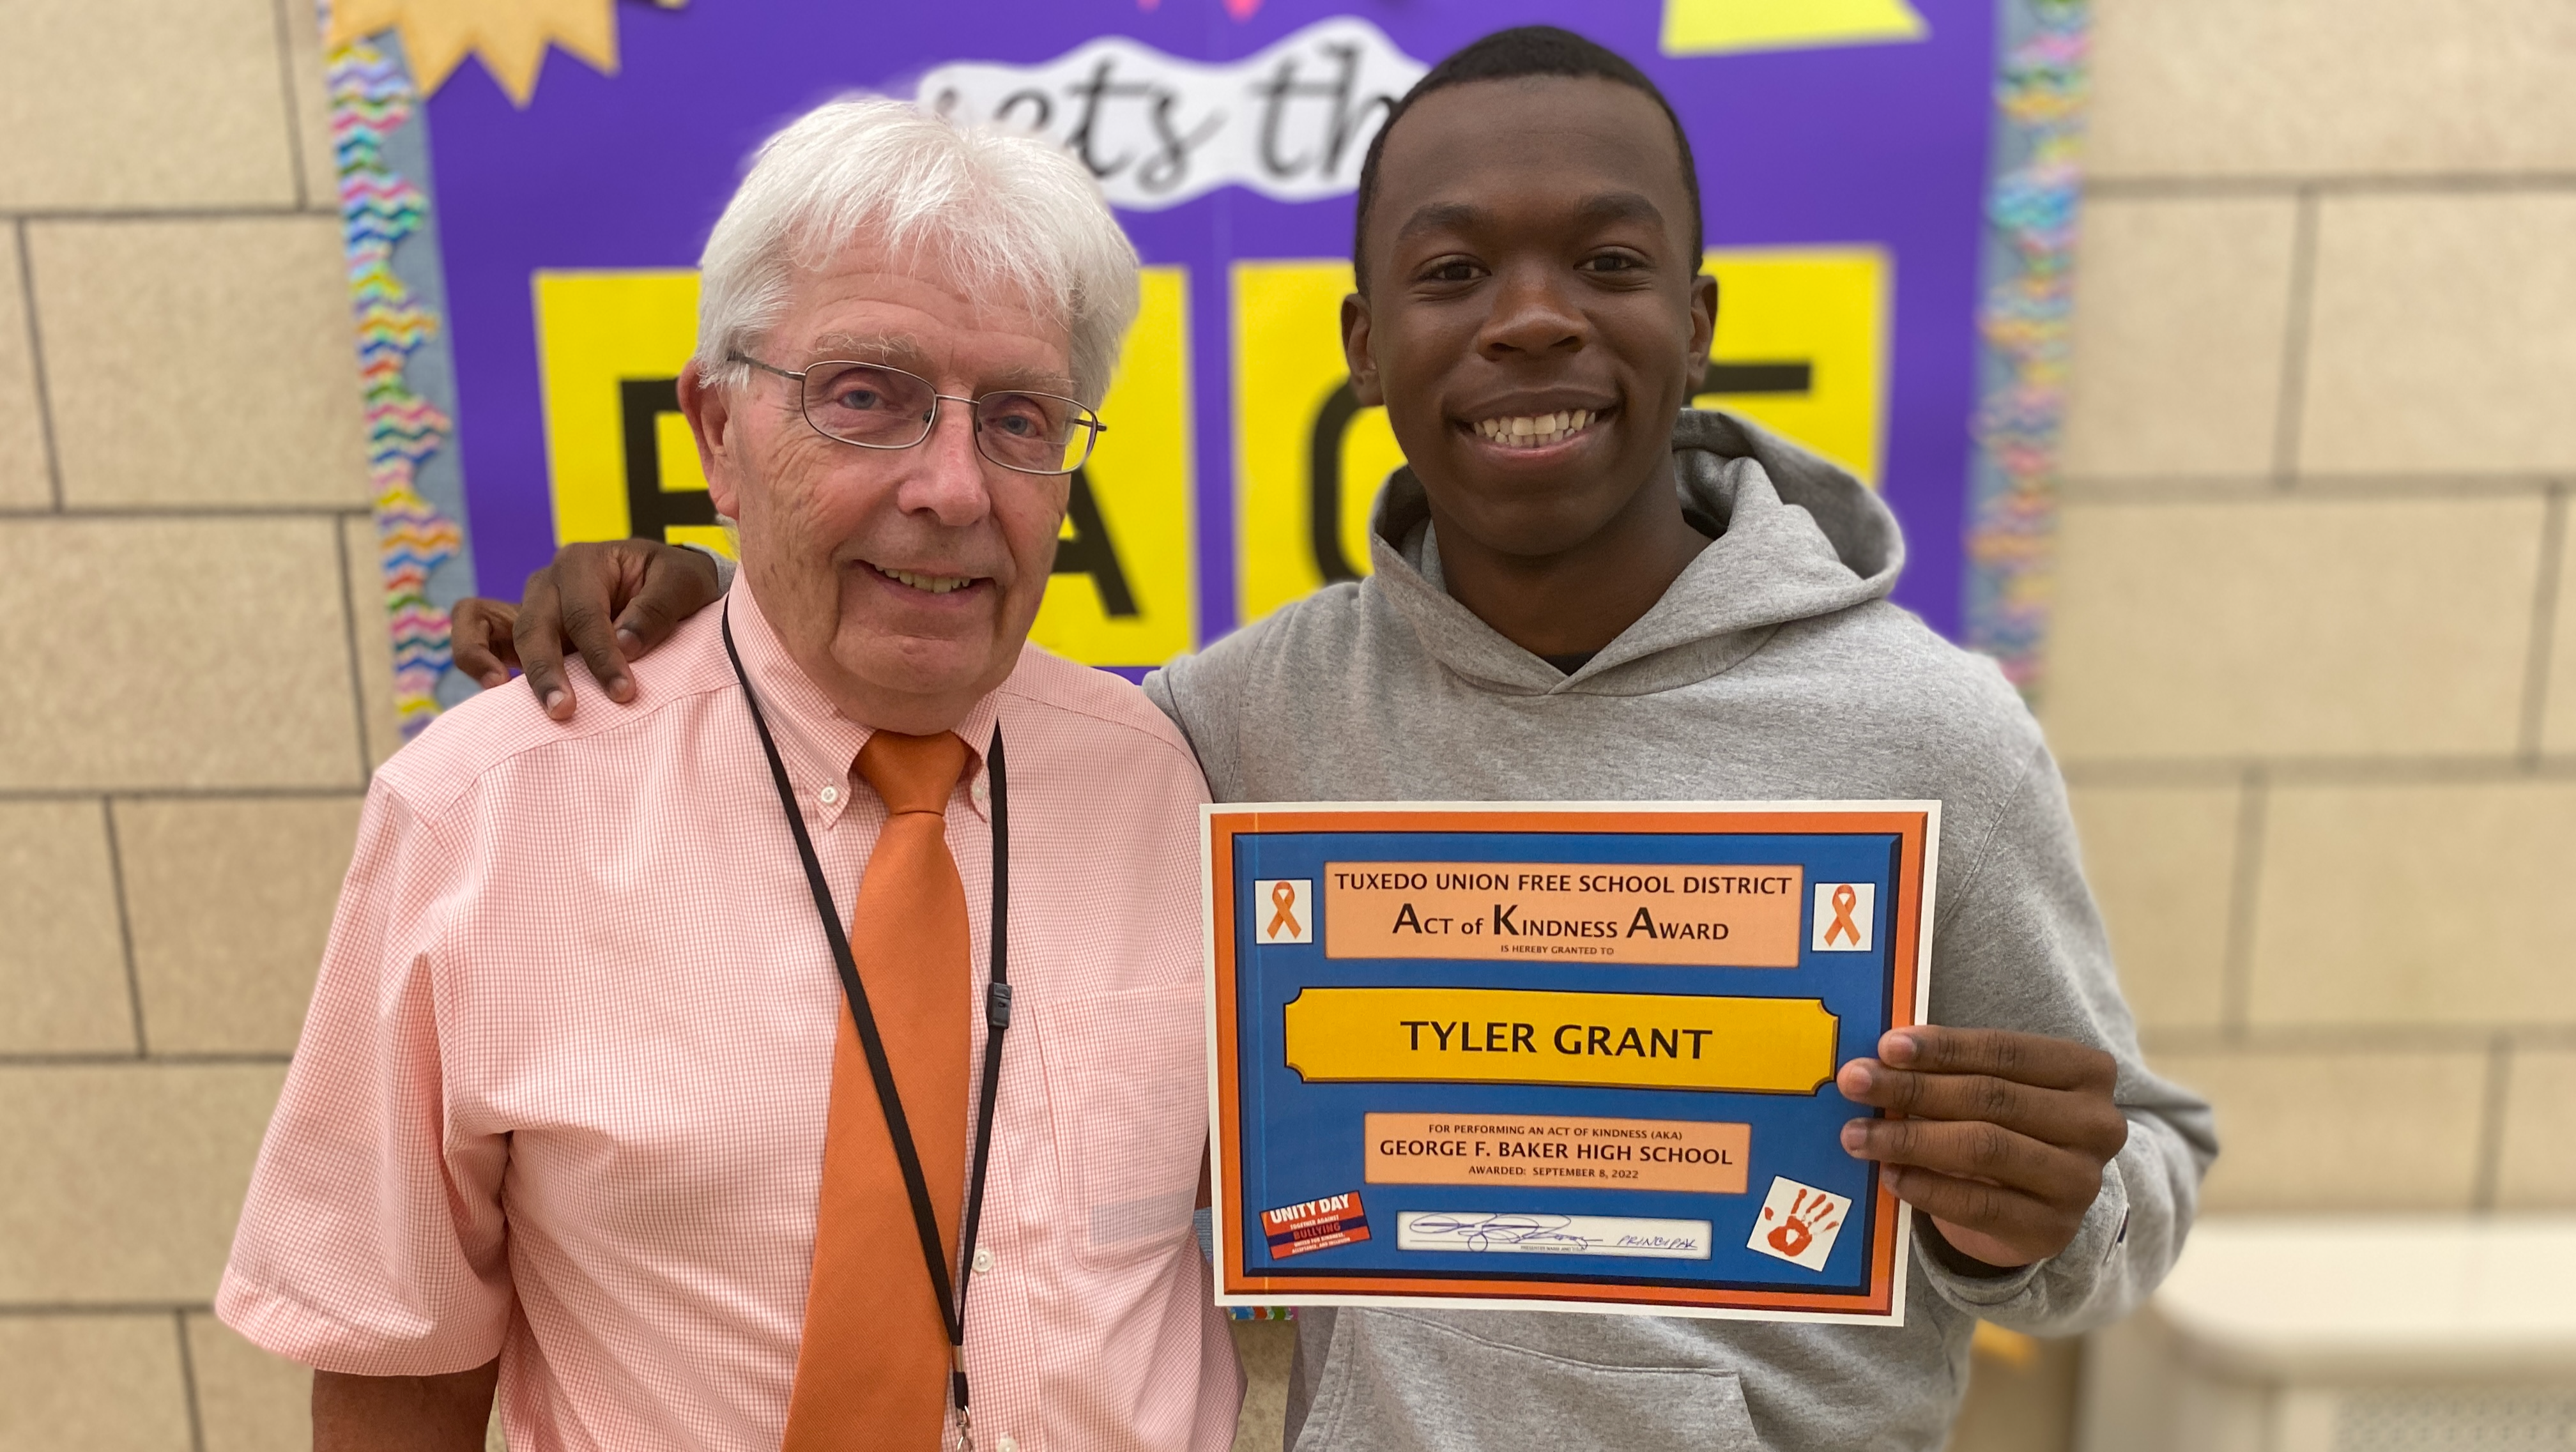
[677,359,742,519]
[1341,292,1385,408]
[1686,272,1719,381]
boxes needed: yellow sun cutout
[329,0,684,107]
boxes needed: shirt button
[970,775,990,808]
[996,1437,1018,1452]
[818,785,839,806]
[972,1247,995,1274]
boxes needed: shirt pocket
[1303,1310,1765,1452]
[1034,987,1207,1271]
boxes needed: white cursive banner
[917,17,1429,211]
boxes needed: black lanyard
[723,605,1011,1446]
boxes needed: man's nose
[1480,264,1586,357]
[894,401,994,525]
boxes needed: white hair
[694,96,1139,407]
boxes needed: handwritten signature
[1402,1214,1705,1255]
[1404,1214,1592,1251]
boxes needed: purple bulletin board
[319,0,2085,733]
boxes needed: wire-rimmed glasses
[731,353,1106,475]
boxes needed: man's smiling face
[1346,75,1715,561]
[687,245,1075,731]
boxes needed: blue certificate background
[1228,828,1905,1297]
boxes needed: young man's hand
[449,540,723,720]
[1836,1027,2128,1272]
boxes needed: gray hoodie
[1144,410,2216,1452]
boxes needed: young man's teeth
[880,565,970,595]
[1477,409,1595,447]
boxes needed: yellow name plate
[1282,988,1840,1094]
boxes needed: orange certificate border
[1202,800,1939,1326]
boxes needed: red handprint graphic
[1761,1188,1843,1259]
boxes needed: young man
[459,29,2213,1451]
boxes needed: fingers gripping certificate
[1204,802,1938,1324]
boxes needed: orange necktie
[783,730,974,1452]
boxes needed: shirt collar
[722,576,999,829]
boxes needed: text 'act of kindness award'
[1326,862,1807,965]
[1206,803,1937,1325]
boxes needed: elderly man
[218,98,1241,1451]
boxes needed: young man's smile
[1462,401,1612,455]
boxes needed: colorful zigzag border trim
[328,29,464,740]
[1964,0,2088,696]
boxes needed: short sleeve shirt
[217,581,1241,1452]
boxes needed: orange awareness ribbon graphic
[1268,881,1302,940]
[1823,883,1862,947]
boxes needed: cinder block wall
[0,1,394,1446]
[1,1,2568,1449]
[2048,0,2576,1219]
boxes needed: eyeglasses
[730,353,1106,475]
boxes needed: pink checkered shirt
[218,579,1242,1451]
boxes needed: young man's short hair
[1351,25,1708,289]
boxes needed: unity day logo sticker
[919,17,1429,210]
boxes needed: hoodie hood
[1363,407,1906,697]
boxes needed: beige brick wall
[3,1,2568,1450]
[2053,0,2576,1220]
[0,1,381,1446]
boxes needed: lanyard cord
[723,605,1011,1430]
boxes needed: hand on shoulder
[450,540,724,721]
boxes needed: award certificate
[1204,801,1938,1324]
